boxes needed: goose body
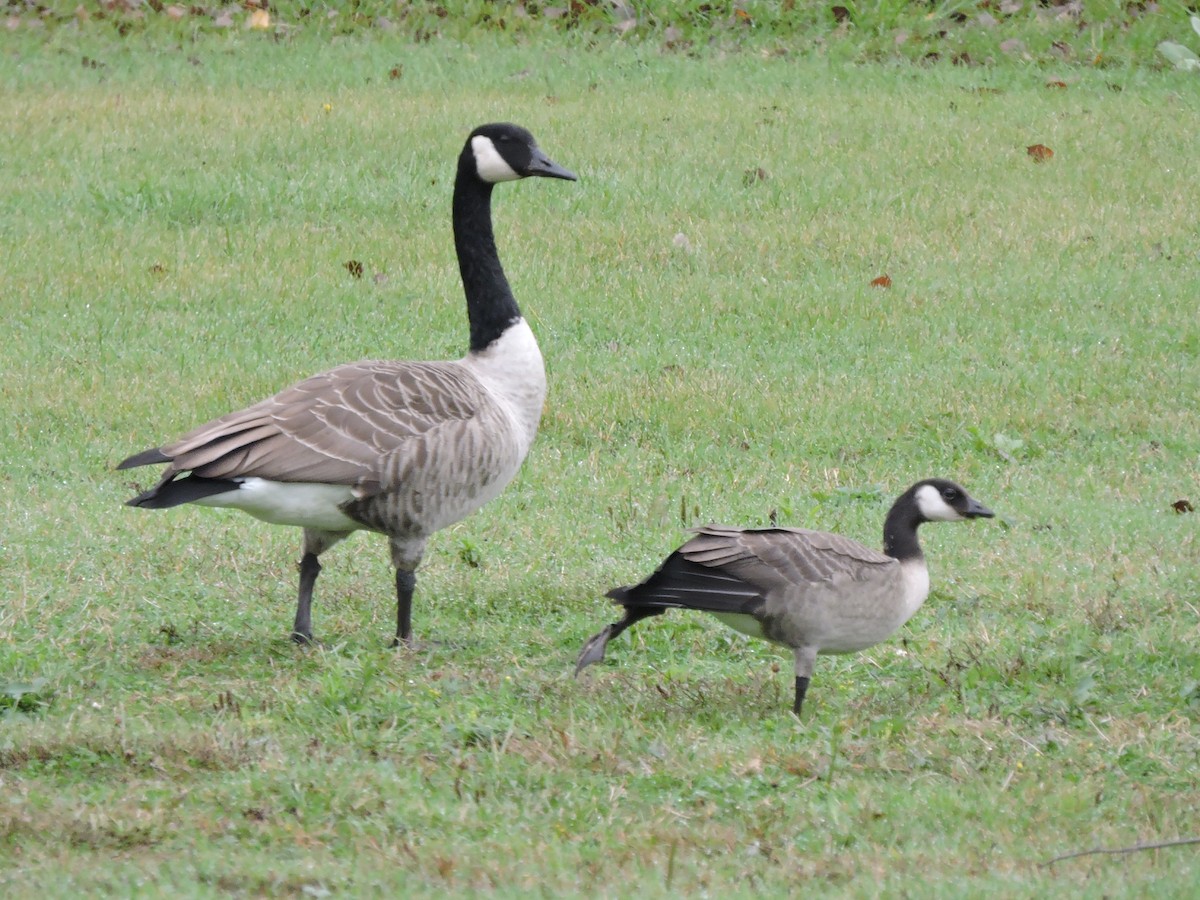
[119,123,576,645]
[576,479,993,716]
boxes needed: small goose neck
[452,169,521,353]
[882,499,924,561]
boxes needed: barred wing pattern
[160,360,494,492]
[681,525,894,593]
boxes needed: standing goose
[576,479,993,715]
[118,122,576,646]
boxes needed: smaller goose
[575,479,994,716]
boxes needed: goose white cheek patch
[471,135,521,183]
[914,484,963,522]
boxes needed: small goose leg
[292,552,321,644]
[575,607,665,675]
[393,569,416,647]
[791,645,817,717]
[792,676,811,717]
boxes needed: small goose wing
[681,526,893,594]
[145,360,487,488]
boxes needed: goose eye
[942,487,959,501]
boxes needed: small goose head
[912,478,995,523]
[466,123,578,185]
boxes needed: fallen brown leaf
[1172,499,1194,514]
[1027,144,1054,162]
[1046,80,1068,89]
[344,260,364,279]
[871,274,892,288]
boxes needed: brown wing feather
[159,360,488,486]
[680,526,893,594]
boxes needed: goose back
[679,526,923,654]
[143,325,545,537]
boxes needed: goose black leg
[293,528,352,645]
[575,607,665,674]
[792,675,811,717]
[393,569,416,647]
[292,552,321,644]
[791,646,817,716]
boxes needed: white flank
[710,612,768,641]
[193,478,360,531]
[914,483,963,521]
[471,135,521,183]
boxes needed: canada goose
[118,122,576,646]
[576,479,993,715]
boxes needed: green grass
[3,17,1199,897]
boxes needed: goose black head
[912,479,995,523]
[465,123,578,184]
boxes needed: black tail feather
[126,474,240,509]
[579,553,766,676]
[605,552,765,617]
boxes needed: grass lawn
[2,8,1198,896]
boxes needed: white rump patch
[914,484,964,522]
[471,135,521,183]
[193,478,360,531]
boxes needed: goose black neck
[453,165,521,353]
[882,497,925,562]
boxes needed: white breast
[896,558,931,624]
[461,319,547,453]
